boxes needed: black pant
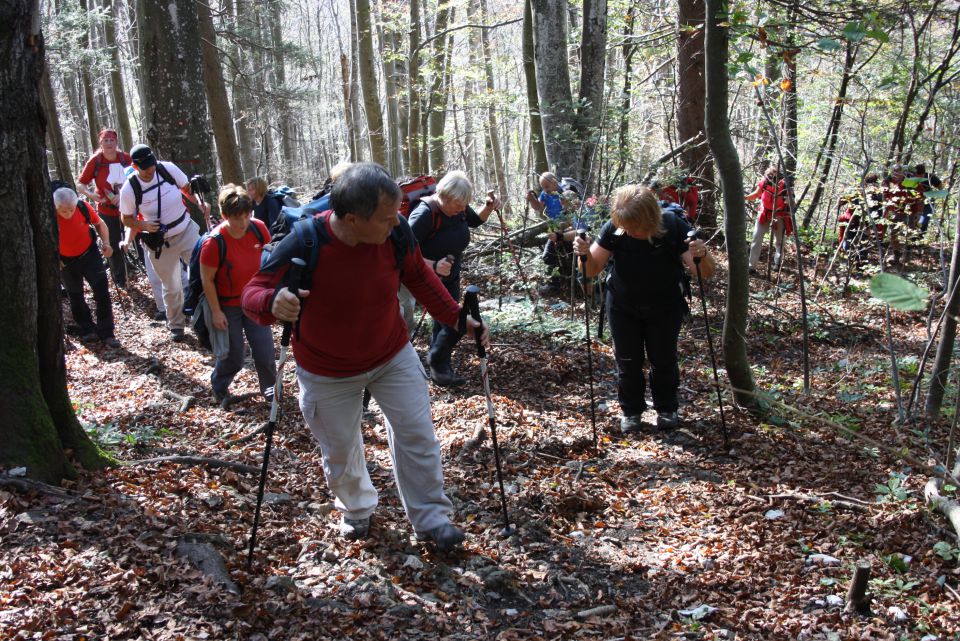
[607,295,683,416]
[543,238,574,281]
[428,277,462,370]
[102,214,127,287]
[62,248,115,339]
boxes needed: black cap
[130,144,157,169]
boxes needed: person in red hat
[76,128,132,289]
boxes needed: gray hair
[53,187,78,209]
[437,171,473,203]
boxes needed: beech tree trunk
[139,0,216,225]
[40,69,74,184]
[231,0,258,176]
[479,0,509,210]
[78,0,101,149]
[426,2,453,173]
[268,0,295,174]
[677,0,715,229]
[522,0,548,175]
[407,0,424,172]
[196,0,243,185]
[530,0,578,176]
[377,2,403,174]
[0,0,111,483]
[577,0,606,184]
[102,0,133,149]
[704,0,757,408]
[926,199,960,417]
[356,0,386,166]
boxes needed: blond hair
[244,176,268,199]
[218,184,253,218]
[611,184,664,237]
[540,172,560,191]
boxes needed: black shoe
[430,365,466,387]
[170,328,186,342]
[416,523,465,551]
[154,311,167,322]
[213,388,228,405]
[656,411,679,430]
[80,332,100,343]
[103,337,121,349]
[619,415,644,434]
[748,268,758,276]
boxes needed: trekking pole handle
[578,230,589,268]
[463,285,485,359]
[280,258,306,347]
[687,229,702,265]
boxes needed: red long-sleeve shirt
[242,213,461,377]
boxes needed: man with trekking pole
[242,163,488,552]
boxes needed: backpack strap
[390,215,416,273]
[78,201,93,225]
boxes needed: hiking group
[58,130,718,550]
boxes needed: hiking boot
[657,411,679,431]
[430,365,466,388]
[154,311,167,322]
[213,388,228,405]
[103,337,121,349]
[339,516,370,541]
[80,332,100,343]
[748,268,758,276]
[170,328,186,342]
[619,414,644,435]
[416,523,465,552]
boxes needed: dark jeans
[102,214,127,287]
[607,295,683,416]
[62,247,114,339]
[211,305,277,397]
[543,238,574,281]
[428,277,462,371]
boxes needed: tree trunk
[610,2,635,190]
[268,0,295,175]
[354,0,386,166]
[799,41,855,228]
[102,0,134,149]
[577,0,606,184]
[196,0,243,185]
[406,0,424,172]
[139,0,216,226]
[926,198,960,417]
[0,0,111,483]
[78,0,102,150]
[40,69,74,184]
[530,0,578,176]
[781,7,799,180]
[677,0,715,229]
[479,0,509,211]
[426,2,453,173]
[522,0,548,175]
[231,0,258,176]
[377,2,403,174]
[704,0,757,408]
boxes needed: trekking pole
[687,230,729,448]
[577,231,599,455]
[463,285,515,537]
[246,257,305,571]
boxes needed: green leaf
[885,553,909,573]
[843,22,867,42]
[817,38,843,52]
[926,189,949,199]
[870,273,929,311]
[933,541,956,560]
[866,29,889,44]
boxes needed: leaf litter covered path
[2,268,960,640]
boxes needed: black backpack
[259,212,415,292]
[127,163,178,211]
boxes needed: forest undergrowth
[2,246,959,641]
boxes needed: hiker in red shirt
[242,162,487,551]
[77,128,132,289]
[54,186,120,349]
[659,176,699,223]
[200,185,275,403]
[746,164,792,274]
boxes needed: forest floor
[2,246,960,641]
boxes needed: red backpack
[397,175,443,239]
